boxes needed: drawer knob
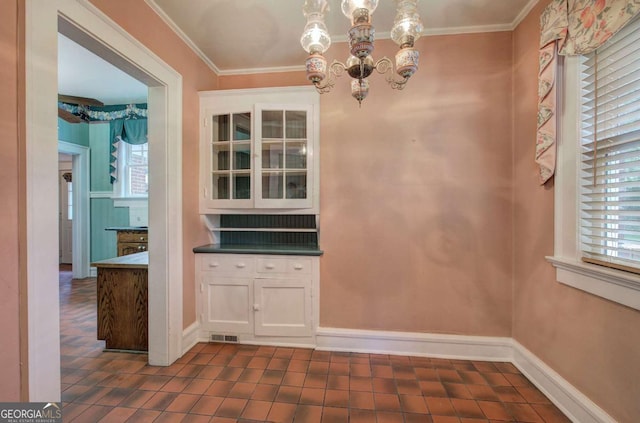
[253,303,260,311]
[209,262,219,268]
[293,264,304,270]
[140,236,145,241]
[236,263,246,268]
[265,263,275,269]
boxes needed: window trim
[547,55,640,311]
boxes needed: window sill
[113,196,148,208]
[546,256,640,311]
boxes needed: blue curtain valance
[109,118,148,184]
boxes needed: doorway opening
[25,1,184,401]
[57,141,90,279]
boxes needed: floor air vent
[210,334,238,343]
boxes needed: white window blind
[580,17,640,271]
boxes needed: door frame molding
[25,0,183,400]
[58,141,90,279]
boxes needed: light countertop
[92,251,148,269]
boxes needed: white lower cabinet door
[253,278,312,337]
[204,275,253,333]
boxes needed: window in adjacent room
[116,141,148,198]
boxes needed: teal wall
[89,123,129,261]
[89,123,113,191]
[58,120,128,261]
[91,199,129,261]
[58,118,89,146]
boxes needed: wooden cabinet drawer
[118,231,148,243]
[201,255,254,275]
[119,243,147,256]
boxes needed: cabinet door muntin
[211,112,252,201]
[258,108,310,201]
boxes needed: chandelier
[300,0,424,105]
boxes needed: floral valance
[57,102,149,184]
[58,102,147,121]
[536,0,640,184]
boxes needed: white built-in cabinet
[199,87,320,214]
[197,87,320,345]
[196,253,318,345]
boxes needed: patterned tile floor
[59,266,571,422]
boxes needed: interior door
[59,169,73,264]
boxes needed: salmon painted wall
[0,0,23,400]
[320,35,513,334]
[223,34,514,336]
[512,1,640,422]
[89,0,218,328]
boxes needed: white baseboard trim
[89,267,97,278]
[182,321,202,355]
[513,342,616,423]
[315,328,617,423]
[316,327,513,362]
[177,325,618,422]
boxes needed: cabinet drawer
[118,231,148,243]
[201,255,254,275]
[118,242,147,256]
[256,257,312,275]
[256,258,287,274]
[288,258,312,275]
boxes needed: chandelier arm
[312,60,347,94]
[373,57,410,90]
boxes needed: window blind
[580,17,640,271]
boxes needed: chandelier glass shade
[300,0,423,105]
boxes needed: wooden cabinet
[199,87,320,214]
[196,253,318,345]
[116,230,148,256]
[93,252,148,351]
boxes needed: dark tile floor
[59,266,571,422]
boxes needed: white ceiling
[58,33,148,106]
[57,0,536,104]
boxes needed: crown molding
[217,65,306,77]
[144,0,221,75]
[512,0,540,30]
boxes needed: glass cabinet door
[257,105,312,207]
[210,112,252,202]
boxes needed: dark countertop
[193,244,323,256]
[105,226,148,231]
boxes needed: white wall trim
[315,328,618,422]
[143,0,220,75]
[513,341,616,423]
[58,141,90,279]
[315,327,513,362]
[89,191,113,199]
[182,321,201,355]
[26,0,184,399]
[511,0,540,30]
[547,256,640,311]
[143,1,539,77]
